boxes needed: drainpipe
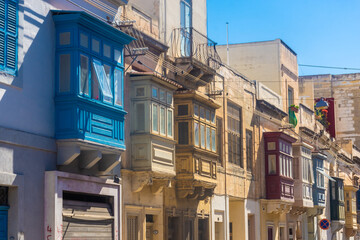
[215,71,228,240]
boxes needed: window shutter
[0,0,17,72]
[0,32,4,66]
[0,0,5,67]
[6,34,15,69]
[6,1,16,35]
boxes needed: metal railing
[169,27,221,70]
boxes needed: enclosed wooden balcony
[174,90,220,200]
[345,184,359,237]
[263,132,297,202]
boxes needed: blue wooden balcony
[53,11,134,173]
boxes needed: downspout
[216,71,228,240]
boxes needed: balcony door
[180,0,192,57]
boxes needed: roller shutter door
[62,199,114,240]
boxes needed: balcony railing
[169,27,221,70]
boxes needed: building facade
[1,0,360,240]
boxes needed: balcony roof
[52,10,135,45]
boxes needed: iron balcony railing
[169,27,221,70]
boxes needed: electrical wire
[299,64,360,71]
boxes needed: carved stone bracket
[262,200,293,214]
[176,180,215,200]
[306,207,324,217]
[290,206,307,216]
[151,179,171,194]
[131,172,152,193]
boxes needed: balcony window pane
[289,158,293,178]
[80,55,89,95]
[168,110,173,137]
[136,103,145,131]
[91,65,99,99]
[194,104,199,117]
[152,104,159,132]
[206,109,210,122]
[160,90,166,102]
[194,122,199,146]
[268,154,276,175]
[80,33,88,48]
[114,49,122,63]
[160,107,166,135]
[200,124,205,148]
[104,64,111,103]
[178,105,188,116]
[211,111,215,123]
[200,107,205,119]
[211,128,216,152]
[92,38,100,53]
[59,54,71,92]
[59,32,70,45]
[206,127,211,150]
[178,122,189,144]
[103,44,111,58]
[92,59,113,101]
[136,87,145,97]
[152,87,158,98]
[279,155,283,176]
[167,92,173,105]
[114,68,123,106]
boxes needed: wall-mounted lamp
[315,97,329,110]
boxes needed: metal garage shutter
[62,199,114,240]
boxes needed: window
[194,122,199,146]
[227,103,243,167]
[268,155,276,174]
[206,126,211,150]
[246,130,253,172]
[136,87,145,97]
[60,32,70,45]
[160,90,166,102]
[178,105,188,116]
[193,103,216,151]
[92,59,113,102]
[80,33,89,48]
[160,107,166,135]
[167,93,173,105]
[59,54,71,92]
[152,104,158,132]
[152,87,158,98]
[216,117,223,164]
[80,55,89,95]
[127,216,138,240]
[136,103,145,131]
[147,86,174,138]
[194,104,199,117]
[288,86,294,107]
[167,110,173,137]
[103,43,111,58]
[0,0,18,75]
[211,128,216,152]
[178,122,189,144]
[180,0,192,57]
[114,68,123,106]
[200,124,205,148]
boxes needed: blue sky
[207,0,360,76]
